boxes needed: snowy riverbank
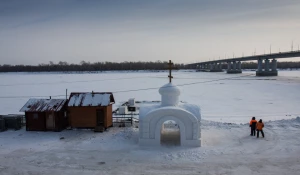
[0,118,300,174]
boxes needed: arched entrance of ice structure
[160,118,181,146]
[143,108,200,146]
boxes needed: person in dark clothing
[256,119,265,138]
[249,117,257,136]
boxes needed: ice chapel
[139,61,201,147]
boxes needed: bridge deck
[188,51,300,66]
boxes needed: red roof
[20,99,67,112]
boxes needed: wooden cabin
[19,99,68,131]
[68,92,115,132]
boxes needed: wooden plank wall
[68,105,113,128]
[105,105,113,128]
[26,112,46,131]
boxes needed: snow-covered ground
[0,70,300,174]
[0,118,300,175]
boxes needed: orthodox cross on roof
[168,60,174,83]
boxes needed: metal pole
[131,112,133,126]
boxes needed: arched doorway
[160,120,180,146]
[140,108,200,147]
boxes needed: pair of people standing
[249,117,264,138]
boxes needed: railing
[112,114,139,127]
[0,114,25,130]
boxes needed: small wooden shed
[68,92,115,131]
[20,99,68,131]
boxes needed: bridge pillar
[237,61,241,70]
[210,63,223,72]
[256,58,278,76]
[209,63,223,72]
[227,61,242,74]
[265,59,270,71]
[257,59,262,72]
[227,62,231,71]
[233,61,236,70]
[196,64,209,72]
[218,63,223,70]
[272,59,277,72]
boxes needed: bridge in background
[186,51,300,76]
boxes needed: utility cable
[0,73,256,98]
[113,73,255,93]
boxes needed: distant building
[67,92,115,132]
[20,99,68,131]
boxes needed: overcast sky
[0,0,299,65]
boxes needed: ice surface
[0,70,299,123]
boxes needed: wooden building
[68,92,115,132]
[20,99,68,131]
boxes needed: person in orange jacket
[249,117,257,136]
[256,119,265,138]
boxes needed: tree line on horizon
[0,61,299,72]
[0,61,185,72]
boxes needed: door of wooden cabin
[96,109,105,128]
[46,112,55,130]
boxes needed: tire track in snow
[253,127,279,154]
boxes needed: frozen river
[0,70,299,123]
